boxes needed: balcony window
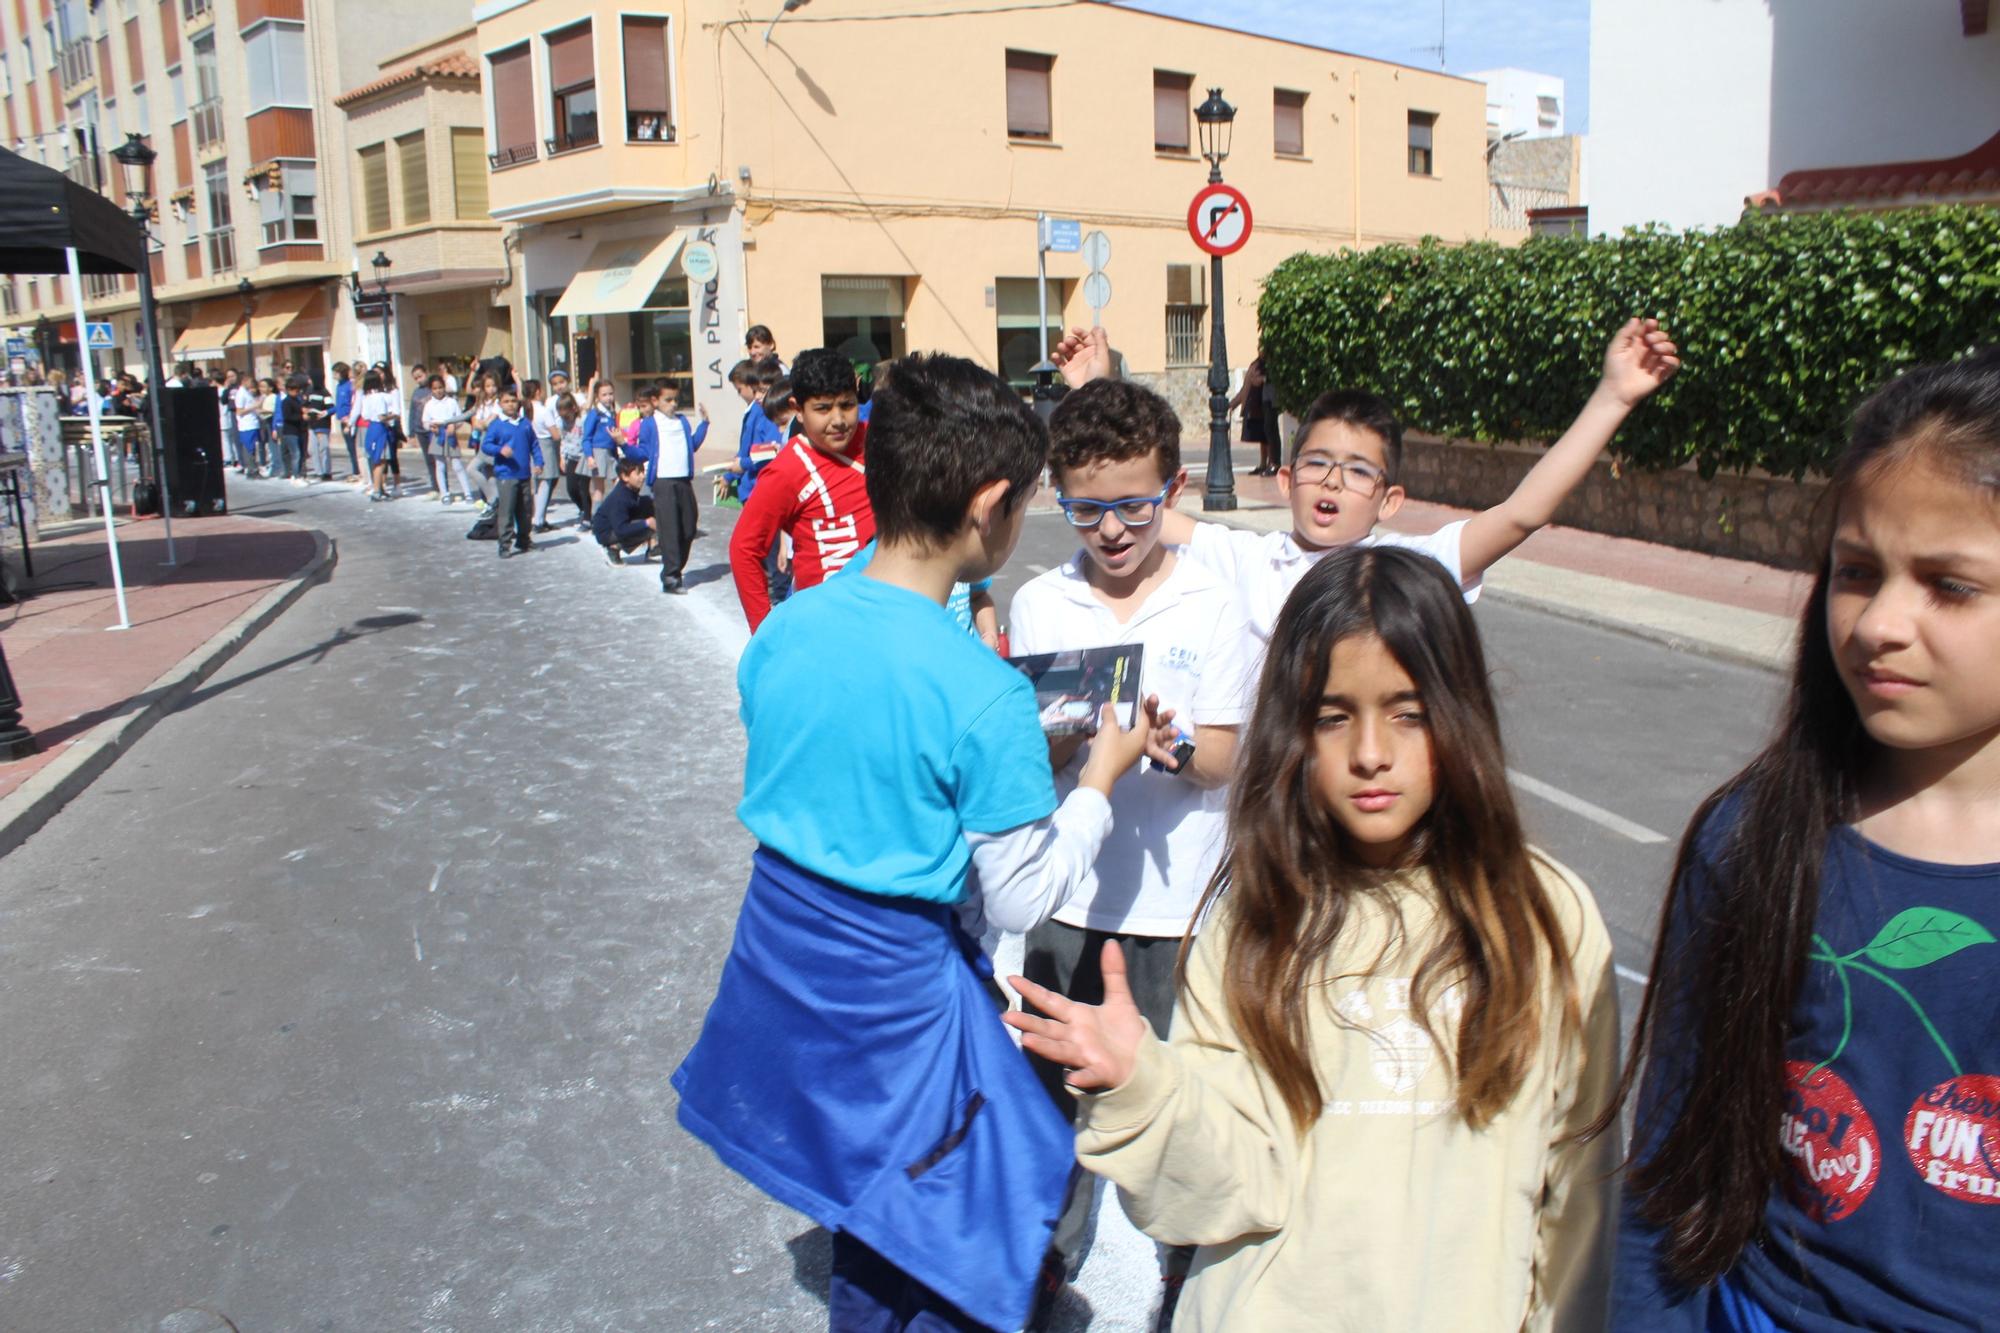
[1152,71,1191,153]
[202,158,234,272]
[190,32,222,150]
[487,44,536,168]
[1005,50,1052,140]
[358,142,389,233]
[243,19,307,113]
[397,131,429,225]
[545,21,597,155]
[1274,89,1306,156]
[259,161,317,245]
[450,127,489,218]
[621,16,673,142]
[182,0,210,21]
[1408,110,1436,176]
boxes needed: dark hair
[790,348,858,403]
[1190,545,1581,1134]
[521,379,544,403]
[556,392,580,421]
[286,374,309,392]
[728,358,758,387]
[864,352,1048,547]
[762,377,793,421]
[1292,389,1404,485]
[1047,378,1181,484]
[753,355,785,391]
[333,361,350,378]
[427,375,445,391]
[1606,348,2000,1287]
[361,370,383,393]
[616,453,647,473]
[745,323,775,348]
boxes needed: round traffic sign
[681,240,720,286]
[1081,230,1112,272]
[1187,183,1252,257]
[1082,271,1112,311]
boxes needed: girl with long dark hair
[1009,545,1621,1331]
[1608,351,2000,1331]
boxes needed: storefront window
[995,277,1069,393]
[627,272,692,405]
[821,275,907,382]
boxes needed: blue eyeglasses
[1056,486,1174,529]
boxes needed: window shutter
[547,21,593,92]
[1153,72,1189,152]
[1274,90,1305,155]
[359,143,389,233]
[451,128,488,218]
[489,46,534,152]
[397,132,429,225]
[621,16,669,116]
[1166,263,1204,306]
[1005,50,1051,138]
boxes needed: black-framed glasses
[1056,485,1173,529]
[1290,454,1386,497]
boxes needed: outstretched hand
[1078,695,1169,796]
[1600,317,1681,408]
[1052,326,1115,388]
[1005,941,1149,1092]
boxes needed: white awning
[550,232,688,319]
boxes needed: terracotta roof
[334,52,480,107]
[1749,127,2000,211]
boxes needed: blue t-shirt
[839,540,992,635]
[1616,805,2000,1332]
[737,572,1054,903]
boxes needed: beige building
[472,0,1488,424]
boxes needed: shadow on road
[787,1227,831,1309]
[177,612,426,712]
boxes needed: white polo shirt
[1186,520,1481,646]
[1008,551,1258,937]
[651,410,697,480]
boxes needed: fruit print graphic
[1903,1075,2000,1206]
[1782,1062,1879,1222]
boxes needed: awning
[269,288,334,347]
[170,297,246,359]
[220,285,323,347]
[550,232,687,319]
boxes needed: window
[1152,70,1191,153]
[450,127,488,217]
[190,32,221,148]
[242,20,307,112]
[1005,50,1052,140]
[627,271,692,396]
[129,82,149,138]
[1274,89,1306,156]
[1,280,17,318]
[168,65,185,121]
[358,142,389,233]
[0,48,11,96]
[44,23,57,71]
[1536,93,1559,128]
[1165,263,1205,366]
[821,276,907,368]
[260,160,316,244]
[201,157,233,271]
[487,44,535,167]
[1408,110,1436,176]
[994,276,1068,391]
[621,16,672,141]
[396,131,429,225]
[545,21,596,154]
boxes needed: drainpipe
[1351,67,1362,247]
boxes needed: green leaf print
[1852,908,1996,970]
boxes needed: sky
[1129,0,1592,133]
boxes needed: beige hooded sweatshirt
[1075,856,1621,1332]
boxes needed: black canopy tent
[0,147,153,627]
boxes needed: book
[1005,644,1145,736]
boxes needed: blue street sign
[85,321,115,349]
[1041,217,1082,253]
[5,338,26,358]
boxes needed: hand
[1078,696,1160,797]
[1004,941,1149,1092]
[646,517,658,530]
[499,445,513,458]
[698,404,710,421]
[1052,326,1114,388]
[1139,708,1188,773]
[1599,318,1680,408]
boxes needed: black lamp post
[237,276,256,381]
[370,251,393,373]
[111,132,176,545]
[1195,87,1238,512]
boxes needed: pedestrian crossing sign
[85,322,115,350]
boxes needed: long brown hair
[1188,545,1581,1132]
[1604,348,2000,1287]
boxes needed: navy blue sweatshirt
[480,414,542,481]
[592,481,653,545]
[1615,801,2000,1331]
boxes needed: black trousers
[563,466,593,520]
[494,477,533,552]
[653,476,698,582]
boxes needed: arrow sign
[1187,183,1252,257]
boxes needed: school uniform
[333,378,358,476]
[275,390,307,479]
[480,413,543,554]
[231,385,261,472]
[591,480,655,554]
[627,409,707,588]
[581,406,621,481]
[304,386,335,477]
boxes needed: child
[468,374,502,517]
[408,364,435,495]
[304,376,335,481]
[357,369,401,503]
[723,358,773,503]
[1008,545,1621,1332]
[728,348,871,629]
[421,374,474,504]
[231,373,262,477]
[592,455,656,565]
[1149,319,1680,639]
[674,352,1164,1333]
[256,376,278,473]
[582,378,622,507]
[1007,379,1260,1324]
[752,375,798,604]
[530,371,574,532]
[332,362,361,483]
[625,381,708,594]
[481,387,542,557]
[555,392,592,524]
[745,322,785,371]
[275,375,307,484]
[1610,351,2000,1331]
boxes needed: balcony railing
[545,127,598,156]
[58,38,94,90]
[488,143,537,170]
[1165,304,1206,368]
[192,97,225,151]
[182,0,212,21]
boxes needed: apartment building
[0,0,474,384]
[472,0,1488,425]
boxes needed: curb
[1480,581,1793,675]
[0,527,338,858]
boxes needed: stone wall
[1400,435,1829,570]
[1128,368,1211,447]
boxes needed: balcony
[192,97,226,152]
[488,143,537,170]
[182,0,213,22]
[544,127,598,157]
[58,38,94,91]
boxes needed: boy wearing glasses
[1005,379,1260,1328]
[1156,318,1681,643]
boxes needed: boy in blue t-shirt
[674,353,1164,1333]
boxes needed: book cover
[1005,644,1145,736]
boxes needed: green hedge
[1254,207,2000,479]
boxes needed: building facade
[471,0,1490,426]
[1466,67,1565,141]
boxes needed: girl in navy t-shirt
[1611,350,2000,1331]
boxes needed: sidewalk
[0,512,334,851]
[1204,449,1812,672]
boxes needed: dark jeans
[563,467,593,521]
[828,1233,986,1333]
[274,431,304,479]
[341,422,361,476]
[653,476,698,583]
[1023,922,1195,1284]
[493,477,533,552]
[600,519,653,552]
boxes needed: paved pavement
[0,470,1784,1331]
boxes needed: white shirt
[531,400,563,445]
[1186,520,1481,647]
[231,385,259,431]
[960,787,1114,940]
[422,396,464,432]
[651,409,696,480]
[1008,552,1258,936]
[358,389,399,424]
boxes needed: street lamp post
[237,276,257,382]
[1194,88,1238,513]
[370,251,393,374]
[111,132,176,563]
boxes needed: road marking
[1025,563,1050,575]
[1615,963,1651,986]
[1507,769,1670,845]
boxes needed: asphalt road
[0,476,1782,1331]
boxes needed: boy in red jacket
[729,348,873,629]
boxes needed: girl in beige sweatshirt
[1008,544,1622,1332]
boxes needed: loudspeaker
[159,385,228,516]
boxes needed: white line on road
[1507,769,1670,845]
[1615,963,1651,986]
[1024,563,1050,575]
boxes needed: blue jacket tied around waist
[672,849,1074,1331]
